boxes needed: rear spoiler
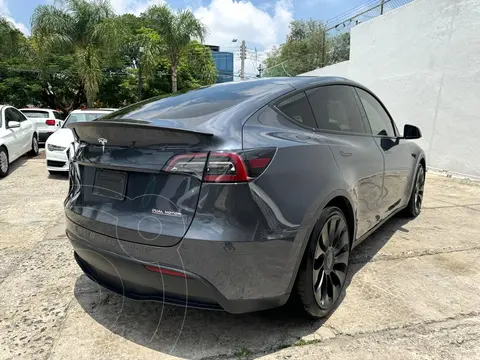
[68,121,214,148]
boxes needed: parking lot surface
[1,151,480,360]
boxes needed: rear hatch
[21,110,58,131]
[65,121,213,247]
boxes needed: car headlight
[47,144,67,152]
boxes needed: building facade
[207,45,234,83]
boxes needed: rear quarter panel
[239,106,352,294]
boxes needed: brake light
[45,119,56,126]
[163,148,276,183]
[204,152,249,182]
[144,265,188,278]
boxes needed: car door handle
[340,151,352,157]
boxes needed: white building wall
[301,0,480,179]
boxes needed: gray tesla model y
[65,77,425,318]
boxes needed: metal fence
[263,0,414,76]
[325,0,414,36]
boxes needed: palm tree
[143,5,207,92]
[31,0,117,106]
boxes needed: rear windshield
[63,112,107,127]
[102,82,282,121]
[22,110,49,118]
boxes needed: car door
[355,87,413,218]
[3,108,23,161]
[11,108,32,154]
[305,85,385,239]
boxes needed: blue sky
[0,0,368,76]
[1,0,368,35]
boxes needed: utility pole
[138,46,144,101]
[240,40,246,80]
[380,0,385,15]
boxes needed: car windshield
[21,110,49,118]
[63,112,106,127]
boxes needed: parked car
[0,105,39,177]
[20,108,65,143]
[64,78,425,318]
[45,108,115,174]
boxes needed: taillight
[163,148,276,183]
[45,119,56,126]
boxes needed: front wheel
[295,207,351,319]
[402,165,425,218]
[29,135,39,156]
[0,147,9,177]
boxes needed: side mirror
[403,124,422,139]
[7,121,21,129]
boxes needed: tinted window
[356,88,395,137]
[63,113,106,127]
[21,110,49,118]
[7,108,26,123]
[5,108,15,126]
[276,92,316,128]
[54,111,65,120]
[306,85,366,134]
[103,82,287,121]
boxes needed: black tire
[295,206,351,319]
[0,147,9,178]
[29,135,39,156]
[402,165,425,218]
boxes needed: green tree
[0,17,43,107]
[31,0,118,106]
[327,32,350,65]
[143,4,207,92]
[264,20,328,77]
[177,40,217,90]
[264,20,351,76]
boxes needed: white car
[45,109,115,174]
[0,105,40,177]
[20,108,65,143]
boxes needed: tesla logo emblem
[98,138,107,153]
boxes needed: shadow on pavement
[5,156,30,176]
[73,215,412,359]
[47,172,69,181]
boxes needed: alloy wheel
[414,167,425,214]
[33,137,39,154]
[312,214,350,309]
[0,151,7,173]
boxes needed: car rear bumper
[65,212,295,314]
[46,148,69,172]
[38,129,57,143]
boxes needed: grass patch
[234,347,253,359]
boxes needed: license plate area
[93,169,127,201]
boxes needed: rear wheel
[0,147,9,178]
[295,207,351,319]
[402,165,425,218]
[29,135,39,156]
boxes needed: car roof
[220,76,360,89]
[70,109,116,114]
[20,108,54,111]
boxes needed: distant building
[206,45,234,83]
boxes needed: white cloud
[194,0,293,79]
[195,0,292,50]
[0,0,29,35]
[109,0,165,15]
